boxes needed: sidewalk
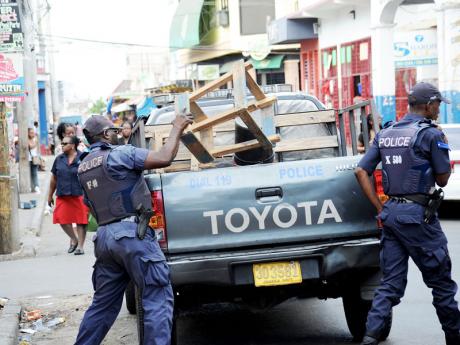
[2,156,54,260]
[0,155,93,345]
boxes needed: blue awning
[136,97,157,117]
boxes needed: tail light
[149,191,168,250]
[373,169,389,203]
[373,169,388,229]
[451,160,460,173]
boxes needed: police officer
[74,112,193,345]
[355,82,460,345]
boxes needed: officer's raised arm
[143,113,193,169]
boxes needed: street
[1,207,459,345]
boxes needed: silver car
[442,124,460,201]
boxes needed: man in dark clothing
[355,83,460,345]
[75,111,192,345]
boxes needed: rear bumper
[167,237,380,287]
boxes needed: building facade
[269,0,460,124]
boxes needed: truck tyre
[171,303,179,345]
[342,289,372,341]
[342,290,393,341]
[125,280,137,315]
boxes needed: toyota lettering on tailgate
[203,199,342,235]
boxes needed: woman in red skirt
[47,135,88,255]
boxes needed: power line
[37,34,297,54]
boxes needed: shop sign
[0,53,24,102]
[197,64,220,81]
[0,0,23,53]
[394,29,437,68]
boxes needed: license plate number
[253,261,302,287]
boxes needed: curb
[0,301,21,345]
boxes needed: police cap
[408,82,451,105]
[83,115,117,138]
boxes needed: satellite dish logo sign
[394,30,437,67]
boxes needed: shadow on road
[176,299,358,345]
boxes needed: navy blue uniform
[358,113,460,339]
[75,143,173,345]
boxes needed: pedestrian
[55,122,76,155]
[357,114,382,154]
[47,135,88,255]
[124,110,137,125]
[75,112,193,345]
[117,121,132,145]
[28,128,40,193]
[354,82,460,345]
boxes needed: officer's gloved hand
[172,110,194,131]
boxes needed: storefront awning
[136,97,157,117]
[111,102,133,113]
[170,0,205,49]
[249,55,285,70]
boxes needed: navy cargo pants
[75,220,174,345]
[366,199,460,338]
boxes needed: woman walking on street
[28,128,40,193]
[47,136,88,255]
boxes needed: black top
[51,152,84,196]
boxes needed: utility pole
[16,0,39,193]
[0,102,12,254]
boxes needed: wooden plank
[232,60,247,108]
[275,136,339,153]
[189,101,212,170]
[162,162,191,173]
[239,110,273,151]
[245,70,266,101]
[180,132,214,163]
[190,101,208,122]
[190,62,253,102]
[275,110,336,127]
[211,134,281,157]
[247,96,277,112]
[146,121,235,140]
[189,107,244,132]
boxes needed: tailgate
[160,156,377,254]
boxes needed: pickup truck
[127,92,389,343]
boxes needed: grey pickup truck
[127,92,389,343]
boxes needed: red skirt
[53,195,89,225]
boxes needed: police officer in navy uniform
[355,83,460,345]
[75,112,192,345]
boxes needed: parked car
[442,124,460,201]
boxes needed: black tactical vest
[378,120,436,196]
[78,145,151,225]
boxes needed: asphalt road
[174,216,460,345]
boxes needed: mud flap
[360,270,382,301]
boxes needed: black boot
[446,332,460,345]
[361,336,379,345]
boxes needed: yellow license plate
[253,261,302,287]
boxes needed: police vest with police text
[378,120,436,196]
[77,145,152,225]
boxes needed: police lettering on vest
[378,120,435,196]
[78,156,103,174]
[78,146,152,225]
[378,136,411,148]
